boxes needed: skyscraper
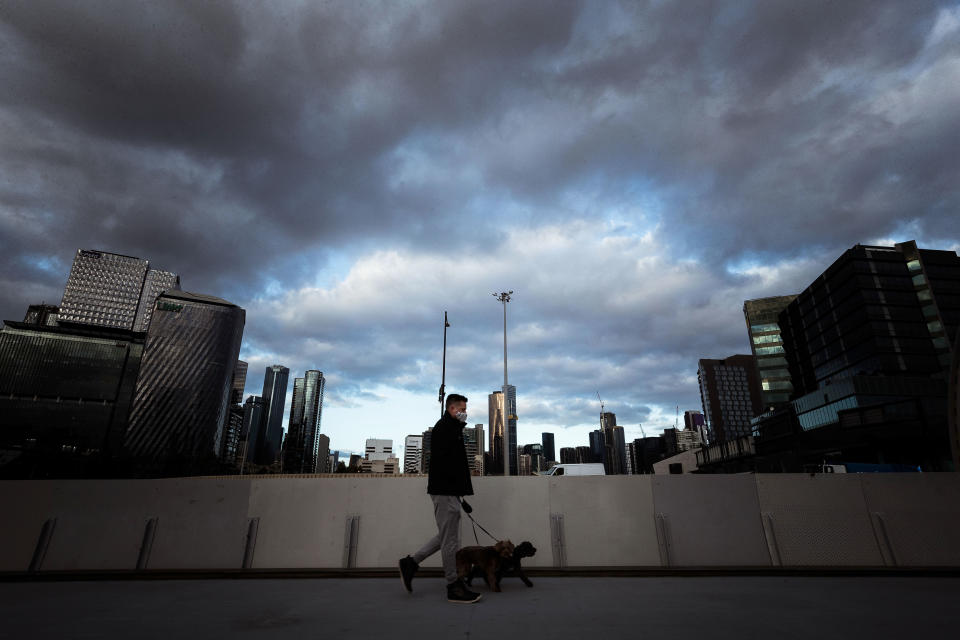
[698,355,764,445]
[57,249,181,332]
[282,370,326,473]
[611,425,627,475]
[240,395,264,466]
[541,432,555,463]
[124,291,245,473]
[58,250,149,330]
[464,424,484,475]
[257,365,290,466]
[503,384,518,476]
[488,391,504,474]
[315,433,331,473]
[589,429,605,467]
[282,377,306,471]
[230,360,248,405]
[404,435,423,474]
[743,296,797,412]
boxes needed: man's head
[446,393,468,421]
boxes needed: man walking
[399,393,481,604]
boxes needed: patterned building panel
[58,250,149,330]
[133,269,181,332]
[124,291,244,469]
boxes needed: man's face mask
[455,410,468,423]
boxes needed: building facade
[541,432,555,463]
[230,360,248,405]
[403,435,422,474]
[133,269,181,332]
[465,425,484,476]
[0,318,145,477]
[743,296,798,412]
[124,291,245,474]
[698,355,764,445]
[257,365,290,466]
[282,370,326,473]
[488,391,504,474]
[752,241,960,471]
[58,249,181,332]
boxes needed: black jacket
[426,412,474,496]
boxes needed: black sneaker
[447,579,482,604]
[399,556,418,593]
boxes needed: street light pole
[493,291,513,475]
[439,311,450,418]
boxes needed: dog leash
[460,498,499,545]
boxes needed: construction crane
[596,391,604,430]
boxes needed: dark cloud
[1,1,957,449]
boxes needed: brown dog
[455,540,515,592]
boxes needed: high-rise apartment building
[421,428,432,474]
[464,424,484,476]
[560,447,578,464]
[58,249,181,332]
[541,432,555,463]
[743,296,798,411]
[255,365,289,466]
[404,435,423,474]
[124,291,245,472]
[663,427,703,456]
[698,355,764,445]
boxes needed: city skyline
[1,2,959,459]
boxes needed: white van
[541,463,606,476]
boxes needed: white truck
[540,463,606,476]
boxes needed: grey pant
[412,494,461,583]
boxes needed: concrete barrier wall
[2,474,959,572]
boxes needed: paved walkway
[2,576,959,639]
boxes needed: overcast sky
[2,1,959,460]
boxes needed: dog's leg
[487,568,501,592]
[515,560,533,587]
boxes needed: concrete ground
[2,576,959,640]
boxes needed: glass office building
[743,295,797,411]
[0,318,144,476]
[124,291,245,472]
